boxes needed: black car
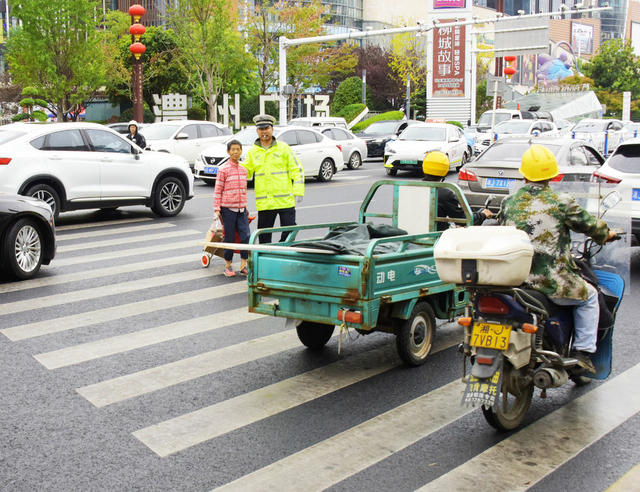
[356,119,422,158]
[0,194,56,280]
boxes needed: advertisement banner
[432,21,466,97]
[571,22,594,55]
[434,0,466,8]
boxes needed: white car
[288,117,348,129]
[592,137,640,245]
[106,122,146,134]
[196,126,344,183]
[0,122,194,219]
[319,126,368,169]
[143,120,232,170]
[383,122,470,176]
[571,119,627,156]
[474,120,560,155]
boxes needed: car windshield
[495,121,533,134]
[230,128,258,146]
[607,144,640,173]
[0,130,26,145]
[141,124,180,140]
[398,126,446,141]
[480,142,562,161]
[573,121,606,132]
[477,113,512,127]
[360,121,399,136]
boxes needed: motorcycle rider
[126,120,146,150]
[422,151,493,231]
[497,144,618,372]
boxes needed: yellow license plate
[470,322,512,350]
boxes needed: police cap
[253,114,276,128]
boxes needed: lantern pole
[129,5,146,124]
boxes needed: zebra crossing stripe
[52,239,200,267]
[0,281,248,341]
[417,362,640,492]
[296,200,363,210]
[57,222,174,241]
[1,269,214,316]
[132,324,463,458]
[36,307,263,371]
[76,327,298,408]
[55,217,152,231]
[57,229,201,253]
[214,380,471,492]
[0,254,197,295]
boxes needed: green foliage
[411,88,426,119]
[19,98,35,107]
[11,113,31,122]
[583,39,640,98]
[331,77,363,114]
[351,110,404,133]
[187,106,207,120]
[335,103,366,124]
[239,95,278,123]
[31,110,48,122]
[119,106,156,124]
[447,121,463,129]
[389,33,426,98]
[476,80,493,118]
[6,0,106,121]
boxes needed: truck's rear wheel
[296,321,335,350]
[395,302,435,366]
[482,361,533,431]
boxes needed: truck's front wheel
[296,321,335,350]
[395,302,435,366]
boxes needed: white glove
[296,196,303,204]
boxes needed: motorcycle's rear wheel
[482,361,534,431]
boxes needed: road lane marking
[418,362,640,492]
[214,380,471,492]
[52,239,200,267]
[0,254,199,295]
[132,325,463,457]
[606,463,640,492]
[296,200,363,210]
[57,229,201,253]
[55,217,153,231]
[75,327,300,407]
[0,282,247,341]
[331,174,372,181]
[0,269,214,315]
[57,222,174,241]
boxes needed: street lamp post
[129,4,146,124]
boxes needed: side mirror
[175,132,189,140]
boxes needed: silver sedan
[319,127,368,169]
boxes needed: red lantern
[504,66,517,76]
[130,42,146,60]
[504,55,517,62]
[129,4,146,22]
[130,23,146,39]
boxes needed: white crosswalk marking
[36,307,263,371]
[76,328,298,407]
[57,222,174,241]
[1,281,247,341]
[419,362,640,492]
[1,268,213,315]
[55,217,153,231]
[132,325,463,457]
[57,229,201,253]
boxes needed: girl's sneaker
[239,266,249,276]
[224,267,236,277]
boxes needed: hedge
[335,103,366,125]
[350,110,404,133]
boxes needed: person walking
[241,114,304,243]
[126,120,146,149]
[213,140,251,277]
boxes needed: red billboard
[432,21,465,97]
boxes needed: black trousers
[220,207,250,261]
[257,207,296,243]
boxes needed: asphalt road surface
[2,162,639,491]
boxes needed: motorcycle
[446,191,626,431]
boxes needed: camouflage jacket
[497,183,609,300]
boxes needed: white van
[288,117,348,129]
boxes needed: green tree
[389,32,427,100]
[583,39,640,97]
[331,76,363,114]
[167,0,256,122]
[6,0,106,121]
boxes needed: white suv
[0,122,194,219]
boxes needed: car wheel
[317,159,334,182]
[385,167,397,176]
[25,183,61,219]
[458,152,468,170]
[151,176,186,217]
[347,151,362,170]
[2,218,44,280]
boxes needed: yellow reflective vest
[242,138,305,211]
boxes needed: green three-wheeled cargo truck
[246,180,474,366]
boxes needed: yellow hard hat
[520,144,559,181]
[422,151,449,177]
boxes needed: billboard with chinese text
[432,22,466,97]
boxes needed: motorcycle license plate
[204,166,218,175]
[470,322,512,350]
